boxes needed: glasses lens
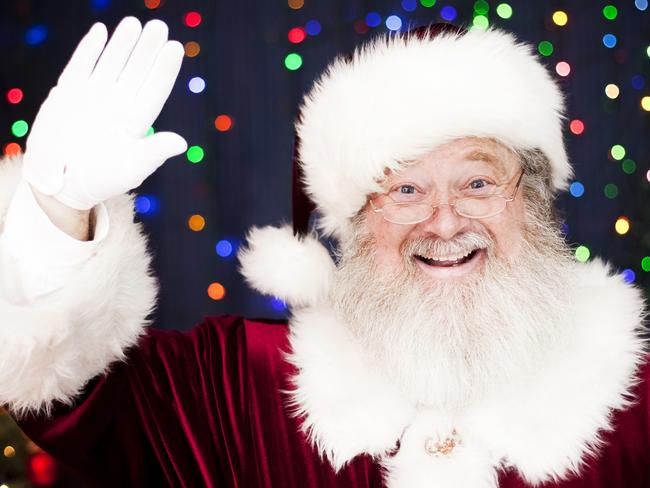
[456,196,506,218]
[383,202,433,224]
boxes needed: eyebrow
[466,150,498,164]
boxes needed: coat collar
[287,259,646,488]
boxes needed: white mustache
[402,232,493,259]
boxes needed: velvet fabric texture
[15,316,650,487]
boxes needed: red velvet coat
[16,316,650,487]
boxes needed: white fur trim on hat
[238,225,335,308]
[297,28,569,237]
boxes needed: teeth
[422,249,475,262]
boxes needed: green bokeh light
[284,53,303,71]
[473,15,489,29]
[146,126,155,137]
[538,41,554,57]
[610,144,625,160]
[496,3,513,19]
[575,245,590,263]
[474,0,489,15]
[642,257,650,272]
[622,159,636,174]
[602,5,618,20]
[420,0,436,7]
[11,120,28,138]
[603,183,619,199]
[186,145,204,163]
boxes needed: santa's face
[365,137,526,283]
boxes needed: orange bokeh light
[214,115,233,132]
[144,0,161,9]
[3,142,21,157]
[188,214,206,231]
[184,41,201,57]
[208,282,226,300]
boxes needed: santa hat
[239,24,569,308]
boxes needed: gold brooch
[424,428,462,457]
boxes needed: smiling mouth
[415,249,481,267]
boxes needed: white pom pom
[238,225,335,308]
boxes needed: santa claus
[0,17,647,488]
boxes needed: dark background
[2,0,649,331]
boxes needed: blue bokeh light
[622,269,636,284]
[365,12,382,27]
[401,0,417,12]
[188,76,205,94]
[305,20,321,36]
[91,0,111,10]
[602,34,617,48]
[270,297,287,312]
[25,24,48,45]
[560,222,569,235]
[440,6,458,21]
[216,240,234,257]
[386,15,403,31]
[135,195,159,215]
[635,0,648,11]
[569,181,585,198]
[631,75,645,90]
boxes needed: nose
[418,203,472,240]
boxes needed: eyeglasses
[369,170,524,225]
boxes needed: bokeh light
[420,0,436,7]
[575,245,590,262]
[631,75,645,90]
[642,256,650,272]
[188,214,206,232]
[496,3,513,19]
[365,12,381,27]
[555,61,571,77]
[386,15,403,31]
[11,120,28,138]
[6,88,23,104]
[184,41,200,57]
[636,0,648,11]
[3,446,15,458]
[602,5,618,20]
[641,96,650,111]
[183,11,202,28]
[305,20,322,35]
[604,183,619,199]
[610,144,625,160]
[538,41,554,56]
[134,195,158,215]
[615,217,630,235]
[288,0,304,9]
[552,11,568,26]
[474,0,489,15]
[473,15,489,29]
[3,142,21,157]
[602,34,617,48]
[91,0,111,10]
[216,240,234,257]
[144,0,161,9]
[284,53,303,70]
[569,181,585,197]
[605,83,620,99]
[187,145,204,163]
[188,76,205,93]
[569,119,585,135]
[622,159,636,174]
[146,126,154,136]
[25,24,48,45]
[288,27,306,43]
[440,6,458,21]
[208,282,226,301]
[214,115,233,132]
[270,297,287,312]
[622,269,636,284]
[401,0,417,12]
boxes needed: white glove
[22,17,187,210]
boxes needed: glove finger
[116,19,168,97]
[130,132,188,183]
[90,17,142,84]
[125,41,184,137]
[57,23,108,86]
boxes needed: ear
[238,225,335,308]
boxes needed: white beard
[329,214,575,409]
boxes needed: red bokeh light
[353,20,369,34]
[184,11,202,28]
[569,119,585,135]
[4,142,22,157]
[288,27,306,44]
[7,88,23,104]
[29,452,58,486]
[214,115,233,132]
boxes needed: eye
[469,179,487,189]
[398,184,416,194]
[464,177,496,194]
[388,183,424,202]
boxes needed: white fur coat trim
[0,156,157,416]
[288,260,646,487]
[297,28,568,238]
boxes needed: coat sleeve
[15,316,253,488]
[0,154,158,415]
